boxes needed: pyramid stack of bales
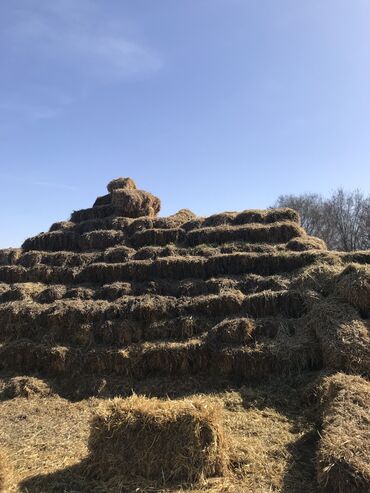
[0,177,369,490]
[0,177,369,385]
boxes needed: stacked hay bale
[87,395,228,484]
[317,373,370,492]
[0,177,368,387]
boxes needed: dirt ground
[0,374,319,493]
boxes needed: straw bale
[87,395,228,483]
[335,263,370,315]
[1,376,51,399]
[93,193,112,207]
[70,205,115,223]
[130,227,185,248]
[317,373,370,492]
[22,231,80,252]
[206,318,255,345]
[97,282,132,300]
[64,287,95,300]
[79,230,125,251]
[234,208,300,225]
[203,212,237,227]
[305,301,370,373]
[111,188,161,218]
[0,265,27,283]
[243,289,306,318]
[290,263,340,295]
[186,222,304,247]
[0,248,21,265]
[103,245,133,263]
[17,251,43,267]
[286,236,327,251]
[49,220,75,232]
[35,285,67,303]
[107,177,137,193]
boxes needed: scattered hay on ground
[0,448,9,493]
[317,373,370,492]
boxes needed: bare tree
[273,189,370,251]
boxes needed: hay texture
[0,449,8,493]
[317,373,370,493]
[111,188,161,218]
[87,395,228,484]
[335,263,370,316]
[107,177,137,193]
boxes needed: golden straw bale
[305,301,370,374]
[336,263,370,315]
[87,395,228,484]
[206,318,255,345]
[107,177,137,193]
[111,188,161,218]
[317,373,370,493]
[286,235,327,251]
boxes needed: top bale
[107,177,137,193]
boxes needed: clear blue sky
[1,0,370,248]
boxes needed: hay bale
[186,222,304,247]
[305,301,370,374]
[1,376,51,399]
[290,263,340,295]
[130,227,185,248]
[317,373,370,492]
[36,285,67,303]
[336,263,370,316]
[111,188,161,218]
[206,318,255,345]
[234,208,300,225]
[0,248,21,265]
[79,230,125,250]
[49,220,75,232]
[93,193,112,207]
[87,395,228,483]
[103,245,134,263]
[286,235,327,251]
[107,177,137,193]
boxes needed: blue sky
[1,0,369,247]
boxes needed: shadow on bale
[20,395,229,493]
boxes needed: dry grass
[317,373,370,492]
[0,379,318,492]
[0,448,10,493]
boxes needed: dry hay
[0,448,9,493]
[107,177,137,193]
[290,262,341,295]
[111,188,161,218]
[286,235,327,251]
[0,376,51,399]
[335,263,370,316]
[205,318,255,345]
[87,395,228,484]
[305,300,370,374]
[317,373,370,492]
